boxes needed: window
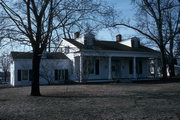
[95,59,99,75]
[84,57,100,75]
[29,70,32,81]
[129,60,133,74]
[55,69,68,81]
[59,47,63,53]
[60,46,70,53]
[65,46,69,53]
[18,70,32,81]
[22,70,28,80]
[112,65,116,72]
[138,60,142,74]
[87,57,94,74]
[136,60,142,74]
[18,70,21,81]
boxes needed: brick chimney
[74,32,80,39]
[84,33,95,48]
[131,37,140,48]
[116,34,122,42]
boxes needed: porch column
[108,56,112,80]
[133,57,137,79]
[80,55,83,83]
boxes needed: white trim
[133,57,137,79]
[108,56,112,80]
[80,55,83,83]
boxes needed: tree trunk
[169,57,175,77]
[31,49,41,96]
[4,71,7,82]
[160,47,167,78]
[169,38,175,77]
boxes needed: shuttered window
[21,70,28,80]
[17,69,32,81]
[129,60,133,74]
[55,69,68,81]
[55,70,58,80]
[29,70,32,81]
[95,59,99,75]
[18,70,21,81]
[138,60,142,74]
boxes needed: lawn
[0,82,180,120]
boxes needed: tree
[175,38,180,57]
[40,59,59,85]
[0,0,116,96]
[0,10,8,47]
[113,0,180,78]
[50,0,117,51]
[0,53,10,82]
[0,0,58,96]
[163,1,180,77]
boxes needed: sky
[0,0,137,55]
[96,0,137,41]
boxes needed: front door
[112,61,121,79]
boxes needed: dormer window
[65,46,69,53]
[60,46,70,53]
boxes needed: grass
[0,82,180,120]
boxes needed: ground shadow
[41,94,128,99]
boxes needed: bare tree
[163,2,180,77]
[0,53,10,82]
[39,60,59,85]
[175,38,180,57]
[40,64,54,85]
[49,0,117,52]
[0,10,8,47]
[0,0,116,95]
[113,0,180,78]
[0,0,58,96]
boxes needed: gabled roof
[64,38,159,53]
[94,41,132,51]
[11,52,68,59]
[64,38,84,49]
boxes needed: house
[175,57,180,76]
[0,72,10,84]
[10,33,161,86]
[10,52,71,86]
[59,33,160,83]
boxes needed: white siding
[10,58,71,86]
[119,39,132,47]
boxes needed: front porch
[75,53,160,83]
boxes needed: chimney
[84,33,95,49]
[116,34,122,42]
[74,32,80,39]
[131,37,140,48]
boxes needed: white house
[59,33,161,83]
[10,52,71,86]
[10,33,161,86]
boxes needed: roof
[64,38,84,48]
[64,38,159,53]
[11,52,68,59]
[94,41,159,53]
